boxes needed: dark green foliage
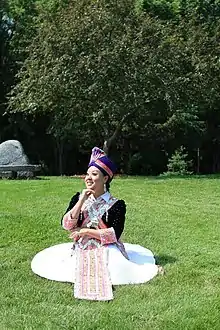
[1,0,220,174]
[140,0,178,19]
[141,0,220,22]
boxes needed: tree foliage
[8,1,203,155]
[165,146,192,175]
[1,0,220,174]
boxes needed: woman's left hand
[69,231,79,241]
[69,228,89,240]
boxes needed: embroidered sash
[74,246,113,301]
[74,195,118,301]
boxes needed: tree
[8,0,204,163]
[0,1,16,142]
[167,146,192,175]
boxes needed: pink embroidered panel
[62,212,77,230]
[100,228,117,245]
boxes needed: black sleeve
[103,200,126,240]
[60,192,80,225]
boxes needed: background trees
[1,0,220,175]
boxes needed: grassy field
[1,176,220,330]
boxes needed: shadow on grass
[153,174,220,180]
[0,176,50,180]
[155,254,177,266]
[114,174,220,180]
[30,176,50,180]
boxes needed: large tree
[8,0,203,173]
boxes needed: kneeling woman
[31,147,159,301]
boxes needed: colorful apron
[74,195,120,301]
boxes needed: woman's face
[85,166,108,192]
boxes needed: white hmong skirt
[31,242,158,285]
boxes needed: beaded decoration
[81,193,116,228]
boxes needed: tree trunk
[197,148,200,174]
[103,110,136,155]
[55,137,64,175]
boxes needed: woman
[31,147,159,301]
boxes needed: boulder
[0,140,33,178]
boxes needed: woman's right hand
[79,189,95,203]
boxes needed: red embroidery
[100,228,117,245]
[95,159,113,178]
[63,212,77,230]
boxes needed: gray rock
[0,140,33,177]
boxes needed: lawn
[1,176,220,330]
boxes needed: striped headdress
[88,147,117,179]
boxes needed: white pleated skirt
[31,242,158,285]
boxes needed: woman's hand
[69,231,80,241]
[79,228,89,237]
[69,228,89,240]
[79,189,95,203]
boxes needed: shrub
[164,146,192,176]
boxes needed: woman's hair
[106,180,111,192]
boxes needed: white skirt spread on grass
[31,243,158,285]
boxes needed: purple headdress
[88,147,117,179]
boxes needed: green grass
[1,176,220,330]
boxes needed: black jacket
[61,192,126,239]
